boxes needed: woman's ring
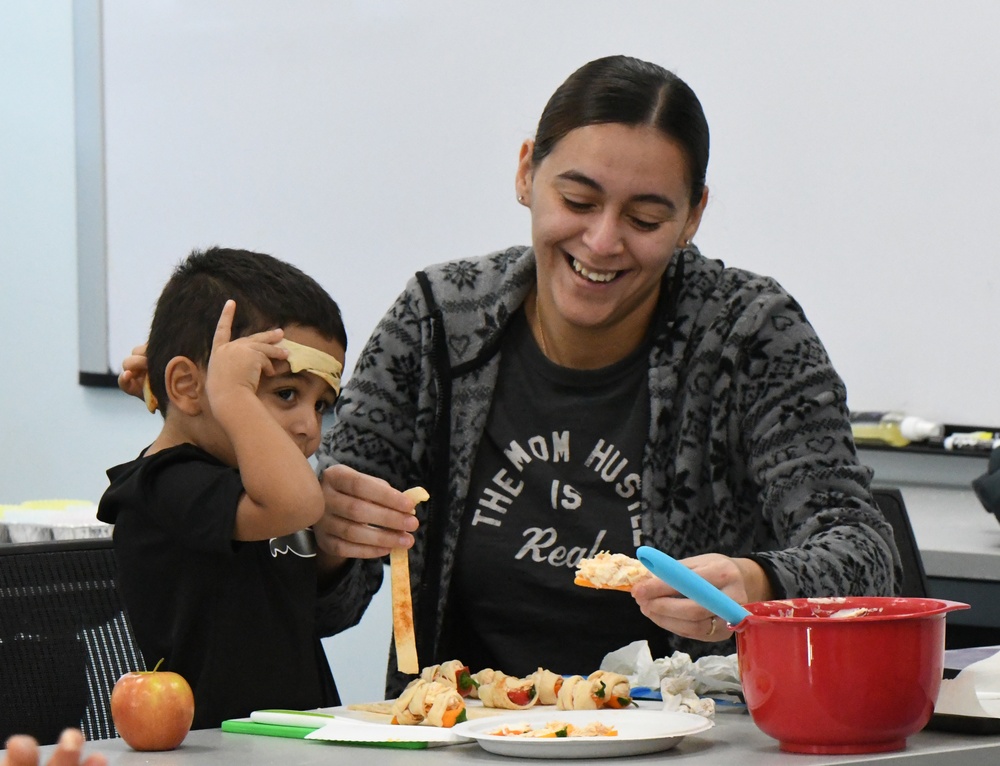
[707,616,717,637]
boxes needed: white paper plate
[452,709,713,759]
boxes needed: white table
[15,712,1000,765]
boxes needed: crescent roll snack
[588,670,634,709]
[468,668,497,700]
[390,679,467,727]
[420,659,479,697]
[555,675,602,710]
[477,671,539,710]
[531,667,565,706]
[574,551,652,591]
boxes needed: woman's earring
[517,195,525,203]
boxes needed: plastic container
[736,596,969,754]
[850,411,944,448]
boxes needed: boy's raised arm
[207,301,325,540]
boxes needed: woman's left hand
[630,554,771,642]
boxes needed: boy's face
[257,325,345,458]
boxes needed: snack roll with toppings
[588,671,633,708]
[420,659,478,697]
[556,676,602,710]
[390,679,467,727]
[478,671,539,709]
[468,668,497,700]
[532,668,565,706]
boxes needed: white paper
[305,719,464,744]
[936,648,1000,718]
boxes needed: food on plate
[555,671,634,710]
[488,720,618,738]
[390,678,467,727]
[532,667,564,705]
[588,671,634,709]
[421,659,479,697]
[391,486,430,674]
[478,671,539,709]
[573,551,652,591]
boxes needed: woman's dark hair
[532,55,709,207]
[146,246,346,416]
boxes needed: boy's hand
[2,729,107,766]
[205,300,288,409]
[118,343,149,400]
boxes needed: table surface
[899,485,1000,581]
[18,711,1000,766]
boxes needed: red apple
[110,658,195,751]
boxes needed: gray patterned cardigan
[315,245,900,697]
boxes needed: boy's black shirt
[98,443,337,729]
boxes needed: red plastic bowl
[735,596,968,754]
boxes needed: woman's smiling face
[517,122,706,339]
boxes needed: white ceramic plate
[452,709,713,759]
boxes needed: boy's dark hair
[145,246,346,415]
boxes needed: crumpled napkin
[600,640,741,718]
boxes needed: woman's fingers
[316,465,421,559]
[632,553,745,641]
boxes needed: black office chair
[0,537,145,744]
[870,486,930,598]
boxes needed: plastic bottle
[850,411,944,448]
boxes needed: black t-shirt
[451,309,674,676]
[97,444,335,729]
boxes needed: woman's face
[516,123,706,336]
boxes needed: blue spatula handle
[636,545,752,626]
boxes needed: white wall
[0,2,388,703]
[85,0,1000,427]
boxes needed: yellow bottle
[850,411,943,448]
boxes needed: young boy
[97,247,348,730]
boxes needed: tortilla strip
[142,376,158,413]
[391,486,429,674]
[276,338,343,395]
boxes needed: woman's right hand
[118,342,149,399]
[314,464,421,565]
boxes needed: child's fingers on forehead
[212,299,237,346]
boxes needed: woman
[311,55,900,697]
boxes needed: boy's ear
[163,356,205,416]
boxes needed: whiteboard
[75,0,1000,426]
